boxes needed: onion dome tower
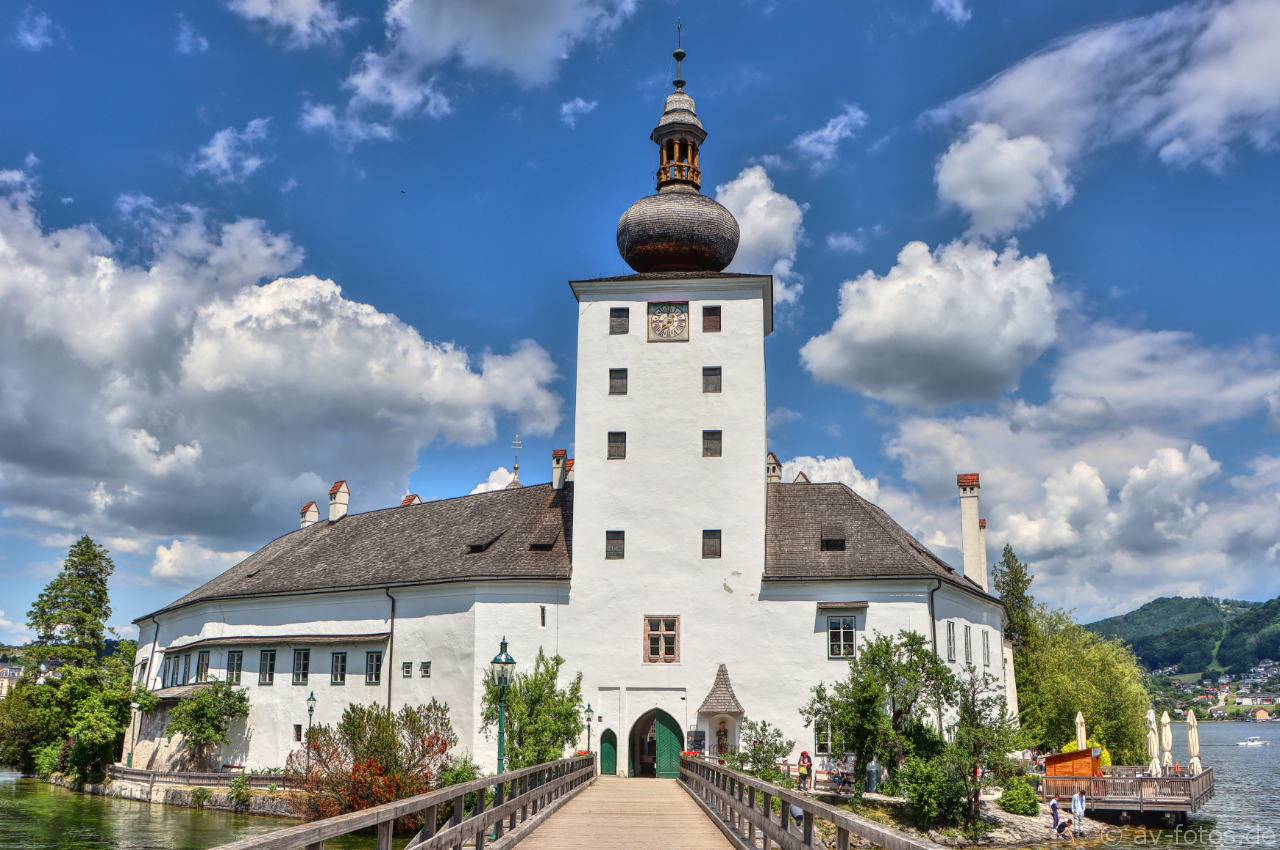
[616,36,740,273]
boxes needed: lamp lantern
[490,638,516,687]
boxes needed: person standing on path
[798,751,813,792]
[1050,795,1060,829]
[1071,789,1086,835]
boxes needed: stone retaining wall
[46,774,298,818]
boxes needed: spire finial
[672,19,686,90]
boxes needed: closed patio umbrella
[1161,711,1174,772]
[1187,708,1202,775]
[1146,709,1161,776]
[1075,711,1087,752]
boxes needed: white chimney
[300,501,318,528]
[564,458,575,482]
[328,480,349,522]
[552,449,567,490]
[400,494,422,507]
[958,474,987,592]
[766,452,782,483]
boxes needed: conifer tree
[26,536,115,669]
[991,544,1035,652]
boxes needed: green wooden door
[600,729,617,775]
[655,712,682,778]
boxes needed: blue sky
[2,0,1279,640]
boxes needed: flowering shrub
[286,700,457,830]
[573,750,593,756]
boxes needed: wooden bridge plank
[516,777,735,850]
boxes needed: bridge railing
[107,765,301,791]
[680,756,945,850]
[212,754,595,850]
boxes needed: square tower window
[609,369,628,395]
[608,432,626,459]
[644,616,680,663]
[402,661,413,678]
[702,530,721,559]
[702,367,721,393]
[605,530,625,560]
[609,308,629,334]
[420,661,431,678]
[702,306,721,332]
[702,430,722,457]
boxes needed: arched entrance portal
[600,729,618,775]
[629,709,682,778]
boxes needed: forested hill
[1085,595,1279,675]
[1085,596,1260,642]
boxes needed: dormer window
[820,524,846,551]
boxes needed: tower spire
[673,19,686,90]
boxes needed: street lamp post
[305,691,316,772]
[585,704,594,752]
[127,702,140,768]
[489,638,516,775]
[489,639,516,842]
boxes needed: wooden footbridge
[213,755,945,850]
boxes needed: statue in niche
[717,720,729,755]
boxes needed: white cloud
[190,118,272,183]
[299,102,398,150]
[0,171,563,558]
[226,0,357,48]
[933,0,971,25]
[559,97,597,129]
[16,8,54,51]
[767,407,803,430]
[791,104,868,172]
[715,166,807,306]
[781,455,880,501]
[309,0,635,146]
[801,239,1057,405]
[177,14,209,53]
[0,609,31,646]
[469,466,514,494]
[151,540,251,585]
[826,231,865,253]
[931,0,1280,234]
[935,123,1073,238]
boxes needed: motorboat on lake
[1237,736,1270,746]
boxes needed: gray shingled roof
[766,482,987,596]
[139,483,572,621]
[698,664,744,714]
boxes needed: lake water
[1,722,1275,849]
[0,770,412,850]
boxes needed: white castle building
[126,47,1016,779]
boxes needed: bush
[724,717,795,783]
[1061,737,1112,767]
[33,739,64,778]
[228,773,251,808]
[191,787,212,809]
[998,778,1040,816]
[899,755,966,829]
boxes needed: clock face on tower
[647,301,689,342]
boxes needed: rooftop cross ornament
[673,20,686,89]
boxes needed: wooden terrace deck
[1041,767,1215,814]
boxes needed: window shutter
[608,431,626,459]
[609,368,628,395]
[702,529,722,558]
[702,367,721,393]
[702,306,721,332]
[609,308,629,334]
[702,430,722,457]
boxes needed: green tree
[802,630,955,798]
[164,680,251,770]
[25,537,115,670]
[949,666,1018,814]
[725,716,794,782]
[480,647,583,770]
[992,545,1035,652]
